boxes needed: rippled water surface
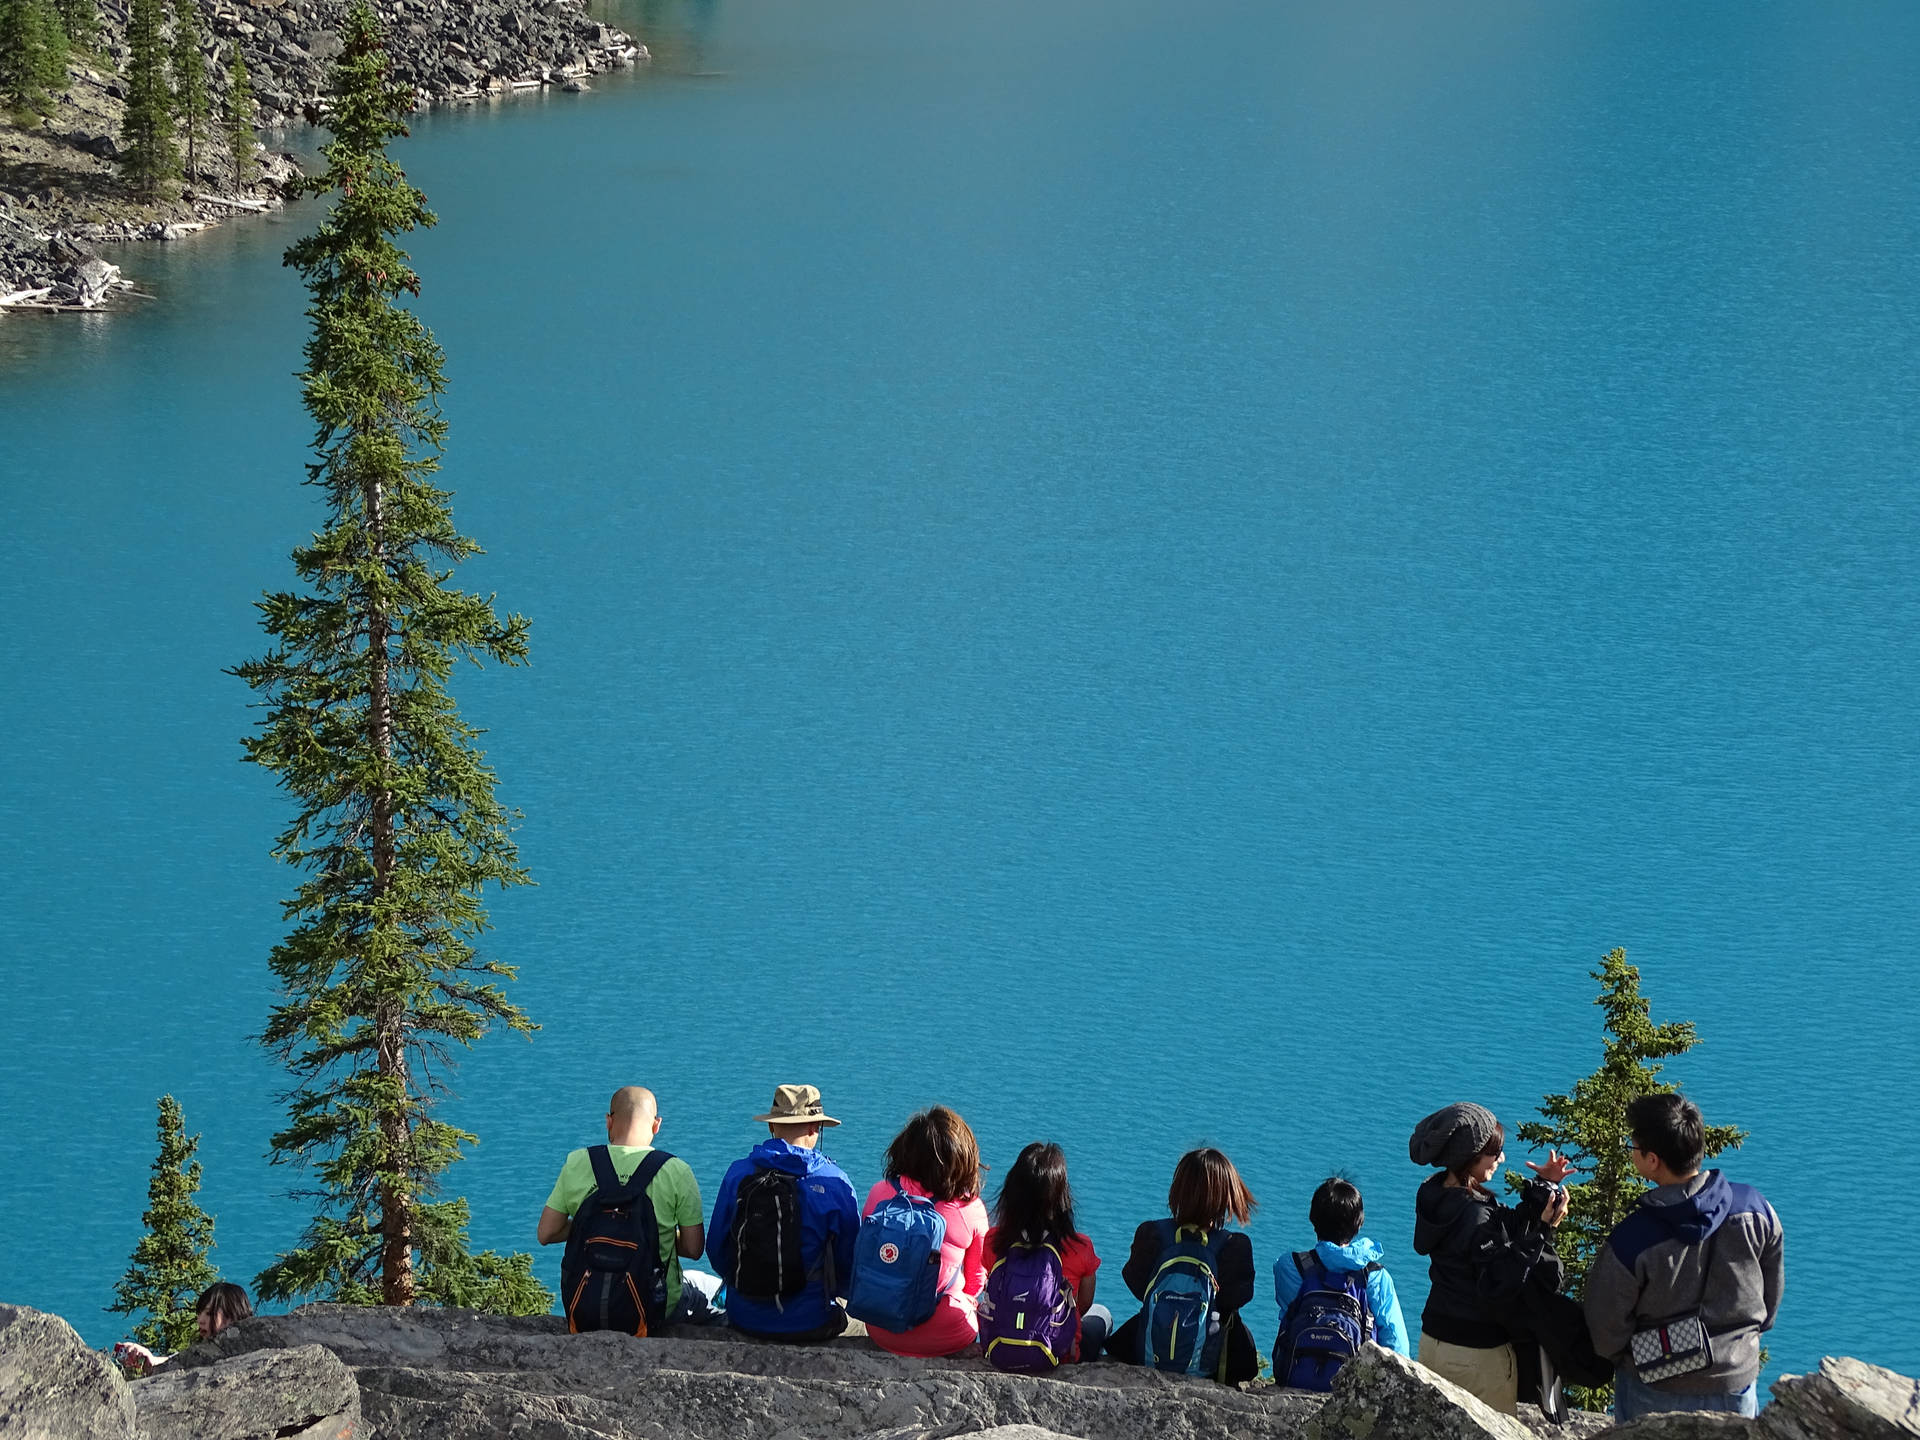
[3,0,1918,1377]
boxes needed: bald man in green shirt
[539,1086,715,1324]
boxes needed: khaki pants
[1418,1332,1518,1414]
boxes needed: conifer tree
[234,2,546,1315]
[169,0,207,184]
[109,1096,220,1352]
[1512,948,1746,1406]
[54,0,92,56]
[0,0,67,112]
[118,0,175,196]
[225,49,254,186]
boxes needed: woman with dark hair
[861,1106,991,1357]
[1107,1147,1261,1383]
[1410,1103,1574,1412]
[195,1282,253,1338]
[113,1282,255,1375]
[981,1142,1110,1363]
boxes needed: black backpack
[725,1166,811,1303]
[560,1146,673,1335]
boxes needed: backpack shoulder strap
[1293,1250,1319,1281]
[586,1145,621,1200]
[631,1148,674,1195]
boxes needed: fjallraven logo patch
[879,1242,900,1264]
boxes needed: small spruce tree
[169,0,207,184]
[225,49,255,186]
[234,2,546,1315]
[53,0,91,56]
[1512,948,1746,1407]
[109,1096,220,1352]
[119,0,175,196]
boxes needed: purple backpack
[980,1241,1078,1373]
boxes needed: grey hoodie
[1584,1170,1784,1394]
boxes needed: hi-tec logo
[878,1242,900,1264]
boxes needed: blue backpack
[845,1182,947,1331]
[1275,1250,1376,1391]
[980,1241,1078,1373]
[1141,1221,1227,1377]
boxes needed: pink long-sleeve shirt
[861,1177,990,1357]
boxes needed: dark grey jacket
[1584,1170,1784,1394]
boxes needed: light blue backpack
[845,1182,948,1331]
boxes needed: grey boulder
[132,1342,362,1440]
[1307,1344,1537,1440]
[0,1303,136,1440]
[1611,1415,1755,1440]
[1759,1357,1920,1440]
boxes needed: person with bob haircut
[1410,1103,1574,1413]
[113,1282,255,1375]
[981,1141,1111,1363]
[1272,1176,1411,1379]
[1584,1094,1783,1422]
[1106,1147,1261,1383]
[861,1106,991,1357]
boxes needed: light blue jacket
[1272,1237,1412,1358]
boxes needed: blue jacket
[1272,1237,1412,1357]
[707,1139,860,1335]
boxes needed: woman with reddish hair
[860,1106,991,1358]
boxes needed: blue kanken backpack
[1275,1250,1376,1391]
[845,1182,947,1332]
[1141,1221,1226,1377]
[979,1241,1078,1373]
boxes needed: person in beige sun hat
[754,1083,841,1129]
[709,1083,861,1343]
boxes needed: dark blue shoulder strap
[631,1148,674,1195]
[587,1145,621,1198]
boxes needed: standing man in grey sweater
[1585,1094,1785,1421]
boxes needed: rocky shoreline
[4,1301,1918,1440]
[0,0,644,307]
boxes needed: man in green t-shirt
[538,1086,708,1321]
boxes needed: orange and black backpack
[560,1146,673,1335]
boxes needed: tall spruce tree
[169,0,207,184]
[225,49,254,185]
[0,0,67,112]
[109,1096,219,1353]
[1511,948,1746,1406]
[234,2,545,1315]
[118,0,174,196]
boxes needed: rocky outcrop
[6,1299,1918,1440]
[178,1306,1324,1440]
[1762,1358,1920,1440]
[131,1343,362,1440]
[0,1303,137,1440]
[1308,1344,1539,1440]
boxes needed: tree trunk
[365,471,415,1308]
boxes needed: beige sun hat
[753,1084,840,1127]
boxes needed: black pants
[1104,1311,1259,1384]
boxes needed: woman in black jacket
[1103,1147,1261,1383]
[1409,1103,1572,1413]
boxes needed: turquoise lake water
[3,0,1918,1379]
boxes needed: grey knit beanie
[1409,1102,1500,1170]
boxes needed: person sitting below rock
[979,1141,1110,1369]
[1409,1102,1574,1414]
[1105,1147,1261,1383]
[707,1084,861,1343]
[850,1106,991,1358]
[1584,1093,1784,1423]
[538,1085,712,1335]
[113,1282,254,1375]
[1271,1177,1412,1390]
